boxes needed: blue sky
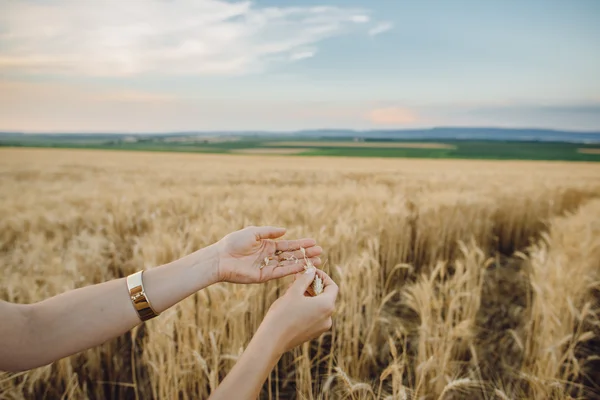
[0,0,599,132]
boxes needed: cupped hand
[216,226,323,284]
[260,268,338,354]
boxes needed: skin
[209,268,339,400]
[0,226,325,373]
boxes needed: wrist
[255,314,287,358]
[253,323,285,362]
[191,243,221,286]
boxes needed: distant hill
[1,127,599,143]
[294,128,600,143]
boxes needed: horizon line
[2,126,600,135]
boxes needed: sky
[0,0,599,133]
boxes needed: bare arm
[0,245,220,372]
[210,322,284,400]
[0,226,322,373]
[210,269,338,400]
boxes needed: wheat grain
[300,247,324,296]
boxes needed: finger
[275,238,316,252]
[291,267,317,295]
[322,317,333,332]
[288,261,322,278]
[278,246,323,261]
[254,226,286,240]
[292,278,316,297]
[261,257,321,281]
[269,262,306,280]
[278,256,322,268]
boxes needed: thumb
[253,226,286,240]
[291,267,316,295]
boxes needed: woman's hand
[215,226,323,284]
[259,268,338,354]
[208,268,337,400]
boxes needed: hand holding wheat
[215,226,323,284]
[209,267,338,400]
[260,268,338,353]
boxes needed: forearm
[209,324,283,400]
[1,244,220,372]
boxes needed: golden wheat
[1,148,599,399]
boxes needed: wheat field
[1,148,599,400]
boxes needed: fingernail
[304,267,315,274]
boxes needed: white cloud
[350,15,370,23]
[368,22,393,36]
[290,50,316,61]
[0,0,380,77]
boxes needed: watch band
[127,270,159,321]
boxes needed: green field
[1,135,600,161]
